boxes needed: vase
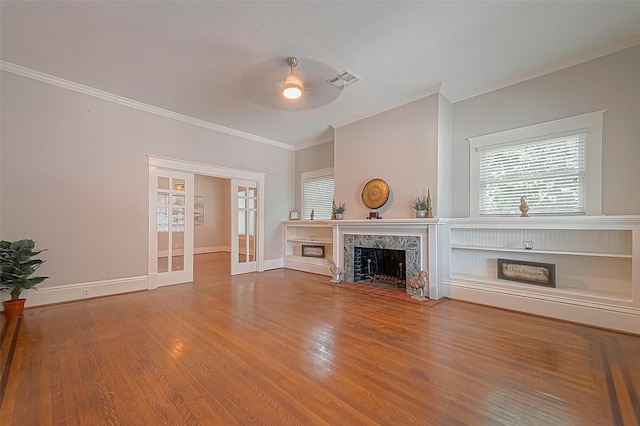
[416,210,427,218]
[3,299,26,317]
[335,214,344,220]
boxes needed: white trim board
[0,276,149,310]
[194,246,231,254]
[446,280,639,335]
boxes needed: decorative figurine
[331,200,337,220]
[519,196,529,217]
[327,260,344,283]
[310,209,315,220]
[409,270,429,301]
[426,189,433,218]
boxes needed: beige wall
[334,94,441,219]
[333,47,639,219]
[0,72,294,288]
[194,175,231,251]
[452,45,640,216]
[294,140,334,212]
[3,44,637,294]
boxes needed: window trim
[301,167,334,220]
[468,110,604,217]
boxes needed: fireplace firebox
[354,247,406,287]
[343,233,421,291]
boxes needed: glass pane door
[157,171,193,286]
[231,179,258,275]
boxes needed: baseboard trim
[157,246,230,257]
[0,276,149,310]
[263,258,284,271]
[284,256,331,276]
[195,246,230,254]
[445,280,639,335]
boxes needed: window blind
[478,134,586,215]
[303,175,334,220]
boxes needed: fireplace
[354,247,406,287]
[333,219,439,299]
[343,233,421,291]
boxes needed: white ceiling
[2,1,639,149]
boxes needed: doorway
[148,156,265,289]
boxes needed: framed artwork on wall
[194,196,205,225]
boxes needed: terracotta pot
[3,299,26,317]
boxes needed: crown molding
[294,136,335,151]
[0,61,295,151]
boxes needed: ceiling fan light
[283,73,303,100]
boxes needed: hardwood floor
[2,253,639,425]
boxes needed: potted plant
[333,202,346,220]
[1,239,48,317]
[411,194,428,218]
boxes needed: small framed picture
[302,245,325,258]
[289,211,300,220]
[194,196,205,226]
[497,258,556,288]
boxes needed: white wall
[334,94,441,219]
[452,45,640,217]
[194,175,231,252]
[0,72,294,290]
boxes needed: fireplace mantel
[330,218,439,226]
[332,218,443,299]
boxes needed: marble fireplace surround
[346,235,419,285]
[332,219,441,299]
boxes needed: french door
[231,179,258,275]
[156,170,194,286]
[149,156,264,283]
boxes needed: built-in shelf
[286,237,333,244]
[450,273,632,302]
[283,221,333,276]
[450,245,633,258]
[442,216,640,334]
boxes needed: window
[301,167,334,220]
[469,111,604,217]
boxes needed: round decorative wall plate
[361,178,390,209]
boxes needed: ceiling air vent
[327,69,362,88]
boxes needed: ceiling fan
[241,56,351,111]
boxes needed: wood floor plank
[1,252,639,425]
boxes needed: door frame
[155,169,195,286]
[148,155,265,289]
[231,178,259,275]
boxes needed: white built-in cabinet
[283,221,333,276]
[443,216,640,334]
[280,216,639,333]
